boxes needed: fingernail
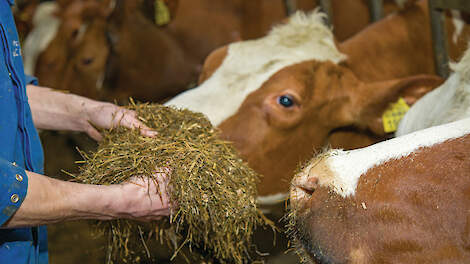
[143,130,158,137]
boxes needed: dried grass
[74,101,273,263]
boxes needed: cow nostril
[294,176,318,198]
[298,185,315,196]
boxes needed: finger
[153,167,173,210]
[114,109,137,127]
[116,110,158,137]
[86,126,103,141]
[140,128,158,137]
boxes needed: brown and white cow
[166,0,468,203]
[289,118,470,263]
[289,47,470,263]
[23,0,197,102]
[23,0,114,99]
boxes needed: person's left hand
[85,102,157,141]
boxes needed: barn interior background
[13,0,470,263]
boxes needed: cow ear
[198,46,229,84]
[357,74,444,136]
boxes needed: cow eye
[71,29,79,40]
[82,57,94,65]
[278,95,295,108]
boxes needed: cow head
[165,11,443,200]
[218,61,441,197]
[32,0,113,98]
[288,118,470,264]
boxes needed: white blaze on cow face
[397,45,470,136]
[165,11,346,126]
[23,2,60,75]
[293,117,470,198]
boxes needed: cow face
[60,18,110,99]
[34,0,112,98]
[217,60,441,196]
[218,61,358,196]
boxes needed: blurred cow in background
[13,0,39,41]
[23,0,197,102]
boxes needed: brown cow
[289,118,470,263]
[166,0,468,203]
[289,47,470,259]
[23,0,113,99]
[24,0,194,102]
[104,0,200,102]
[239,0,418,42]
[288,41,470,264]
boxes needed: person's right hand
[109,168,172,221]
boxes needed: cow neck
[338,0,433,83]
[315,118,470,198]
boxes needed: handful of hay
[74,102,272,263]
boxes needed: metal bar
[368,0,383,22]
[432,0,470,12]
[319,0,333,26]
[283,0,297,16]
[428,0,450,78]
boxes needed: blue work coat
[0,0,48,263]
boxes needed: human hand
[110,168,172,221]
[84,102,157,141]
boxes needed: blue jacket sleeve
[24,74,38,86]
[0,159,28,226]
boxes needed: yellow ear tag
[155,0,171,26]
[382,97,410,133]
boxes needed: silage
[74,101,273,263]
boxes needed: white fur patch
[165,11,346,126]
[23,2,60,75]
[451,10,464,44]
[313,117,470,197]
[397,45,470,136]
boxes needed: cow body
[166,0,464,200]
[290,120,470,263]
[289,46,470,264]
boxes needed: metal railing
[283,0,384,26]
[428,0,470,78]
[368,0,384,22]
